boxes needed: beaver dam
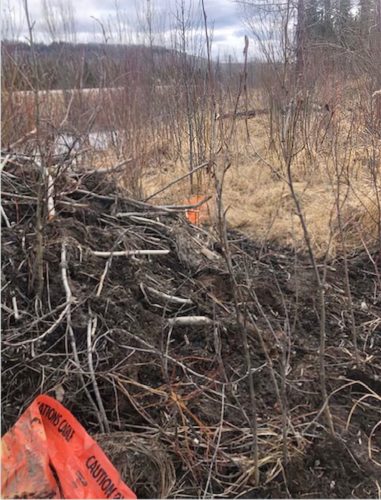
[1,155,381,498]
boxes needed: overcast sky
[2,0,257,60]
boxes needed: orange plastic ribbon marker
[1,394,136,499]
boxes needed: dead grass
[142,114,380,258]
[5,86,378,258]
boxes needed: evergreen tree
[336,0,352,45]
[337,0,351,30]
[359,0,370,29]
[305,0,321,39]
[358,0,375,35]
[321,0,335,38]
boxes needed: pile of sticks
[2,152,380,498]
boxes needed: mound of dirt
[2,156,380,498]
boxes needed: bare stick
[76,189,173,213]
[116,215,169,229]
[92,157,133,174]
[203,384,226,498]
[23,0,44,299]
[109,328,224,385]
[3,303,70,346]
[96,260,110,298]
[91,249,170,258]
[46,170,56,220]
[1,206,11,228]
[167,316,214,326]
[61,240,105,432]
[2,192,38,201]
[116,212,174,218]
[87,315,110,432]
[117,196,211,214]
[162,196,212,210]
[144,285,192,305]
[144,161,209,202]
[11,295,20,321]
[0,154,11,171]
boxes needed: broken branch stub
[167,316,214,327]
[91,249,170,257]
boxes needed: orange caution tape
[185,195,211,225]
[1,395,136,499]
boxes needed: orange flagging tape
[1,394,136,499]
[185,195,211,225]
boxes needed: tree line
[304,0,381,48]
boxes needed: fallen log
[215,109,268,120]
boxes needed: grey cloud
[203,0,241,29]
[233,27,248,38]
[7,0,250,59]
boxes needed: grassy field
[142,114,379,258]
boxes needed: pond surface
[54,130,121,155]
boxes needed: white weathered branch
[167,316,214,326]
[145,285,192,305]
[46,171,56,220]
[96,260,110,297]
[92,249,170,257]
[200,247,221,260]
[116,213,170,223]
[0,154,10,171]
[61,242,72,301]
[12,295,20,320]
[1,206,11,228]
[87,315,110,432]
[61,240,106,432]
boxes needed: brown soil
[2,160,380,498]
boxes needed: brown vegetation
[1,0,381,497]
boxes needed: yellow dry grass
[142,114,380,258]
[5,86,378,258]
